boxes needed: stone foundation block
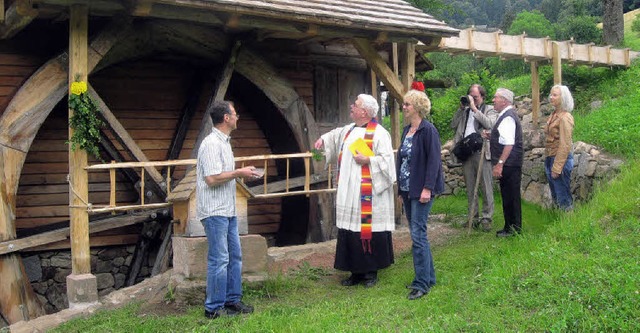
[66,274,98,306]
[172,234,267,280]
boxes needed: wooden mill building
[0,0,457,324]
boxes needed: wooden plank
[1,212,157,255]
[17,191,138,207]
[24,234,140,252]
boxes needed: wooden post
[400,42,416,95]
[109,161,116,208]
[67,4,98,305]
[552,42,562,85]
[531,61,540,126]
[390,42,401,147]
[370,69,378,118]
[68,4,90,276]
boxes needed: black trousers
[499,165,522,232]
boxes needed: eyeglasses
[227,112,239,119]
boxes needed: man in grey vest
[451,84,498,231]
[486,88,523,237]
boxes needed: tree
[555,15,602,43]
[507,10,556,38]
[602,0,624,45]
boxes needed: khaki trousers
[462,151,494,221]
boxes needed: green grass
[623,9,640,51]
[52,170,640,332]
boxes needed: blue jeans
[545,155,574,210]
[401,193,436,292]
[202,216,243,311]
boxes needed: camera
[460,96,470,106]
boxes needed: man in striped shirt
[196,101,261,319]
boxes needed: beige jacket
[544,110,574,174]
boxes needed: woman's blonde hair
[403,89,431,118]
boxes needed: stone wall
[22,245,157,314]
[440,98,624,208]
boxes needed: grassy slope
[52,165,640,332]
[622,9,640,50]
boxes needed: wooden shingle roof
[185,0,459,38]
[25,0,458,44]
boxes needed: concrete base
[172,234,268,281]
[66,274,98,307]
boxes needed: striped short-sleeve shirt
[196,128,236,220]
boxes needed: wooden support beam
[531,61,540,126]
[166,72,204,164]
[69,4,91,276]
[352,38,405,102]
[552,41,562,85]
[0,0,4,22]
[87,85,167,196]
[0,0,38,39]
[192,40,242,158]
[390,42,401,147]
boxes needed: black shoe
[496,229,514,237]
[204,308,224,319]
[341,275,362,286]
[225,301,254,314]
[407,288,429,300]
[363,277,378,288]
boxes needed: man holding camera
[450,84,498,231]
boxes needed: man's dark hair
[208,101,234,125]
[468,84,486,98]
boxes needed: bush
[555,15,602,44]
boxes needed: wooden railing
[84,152,334,214]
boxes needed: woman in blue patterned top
[396,89,445,300]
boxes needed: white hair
[551,84,574,113]
[495,88,514,104]
[358,94,379,117]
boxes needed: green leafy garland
[68,81,104,160]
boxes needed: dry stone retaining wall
[21,245,158,314]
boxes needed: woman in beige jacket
[545,84,575,211]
